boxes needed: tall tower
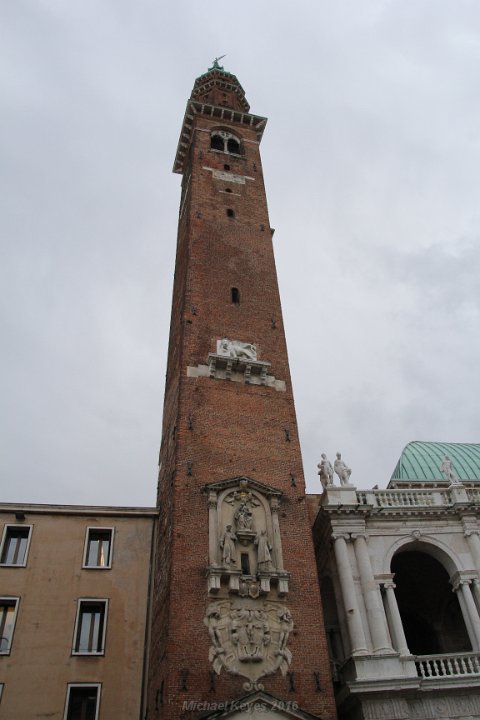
[148,63,336,720]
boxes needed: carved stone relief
[204,599,293,691]
[217,338,257,360]
[187,337,286,390]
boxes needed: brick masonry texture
[148,76,337,720]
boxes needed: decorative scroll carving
[204,600,293,690]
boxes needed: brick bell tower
[148,61,336,720]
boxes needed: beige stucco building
[0,502,156,719]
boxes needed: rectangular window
[73,599,108,655]
[64,684,100,720]
[83,528,113,569]
[0,598,19,654]
[0,525,32,566]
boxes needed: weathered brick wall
[148,82,336,720]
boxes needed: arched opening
[210,131,242,156]
[227,138,240,154]
[226,209,234,218]
[231,287,240,305]
[210,134,224,151]
[391,550,471,655]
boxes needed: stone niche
[205,476,289,598]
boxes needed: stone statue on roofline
[334,452,352,486]
[317,453,334,490]
[441,455,459,484]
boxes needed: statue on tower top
[209,54,226,71]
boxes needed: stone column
[353,534,392,654]
[208,491,218,566]
[465,530,480,576]
[270,497,284,571]
[455,580,480,652]
[472,579,480,613]
[383,581,410,656]
[332,534,368,655]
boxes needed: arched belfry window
[231,287,240,305]
[227,138,240,154]
[211,134,224,151]
[210,131,242,155]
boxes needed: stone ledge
[187,357,286,392]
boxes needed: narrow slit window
[231,288,240,305]
[241,554,250,575]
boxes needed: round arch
[384,534,463,579]
[389,540,472,654]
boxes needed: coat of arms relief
[204,477,293,689]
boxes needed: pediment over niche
[204,476,282,498]
[205,476,289,597]
[194,691,321,720]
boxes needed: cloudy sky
[1,1,479,506]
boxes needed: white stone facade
[313,480,480,720]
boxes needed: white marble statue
[317,453,334,489]
[441,455,459,484]
[334,452,352,486]
[255,530,273,570]
[234,500,254,530]
[217,338,257,361]
[221,525,237,565]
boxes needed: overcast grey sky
[1,1,479,506]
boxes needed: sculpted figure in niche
[255,530,273,571]
[235,500,254,530]
[334,452,352,486]
[221,525,237,565]
[441,455,459,484]
[218,338,257,361]
[317,453,334,489]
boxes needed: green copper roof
[391,441,480,481]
